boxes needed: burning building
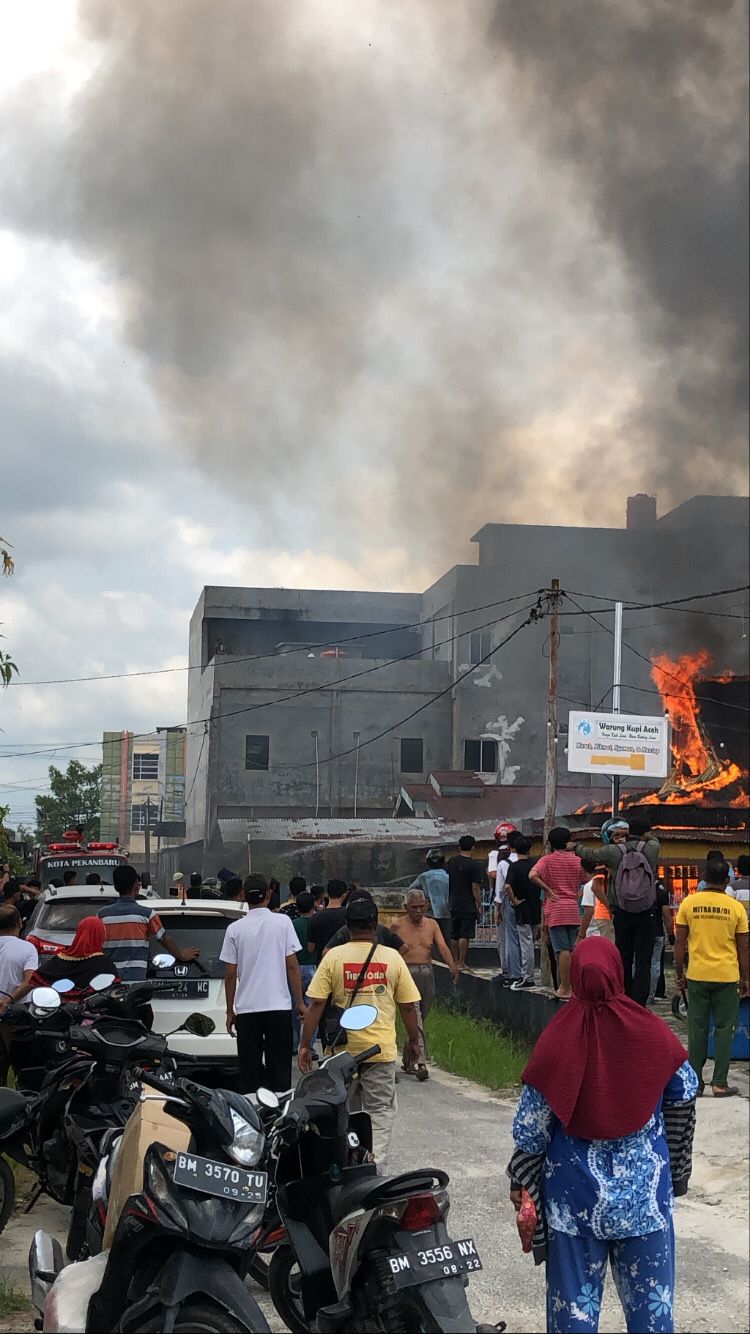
[184,493,748,873]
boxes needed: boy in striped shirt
[99,865,198,981]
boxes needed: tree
[0,804,26,875]
[34,761,103,843]
[1,532,17,686]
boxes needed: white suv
[25,889,246,1082]
[148,898,246,1077]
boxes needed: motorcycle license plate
[150,978,209,999]
[172,1152,268,1203]
[387,1238,482,1288]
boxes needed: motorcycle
[260,1005,498,1333]
[0,980,191,1242]
[31,1069,273,1333]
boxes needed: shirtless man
[393,890,457,1081]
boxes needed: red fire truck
[33,829,129,889]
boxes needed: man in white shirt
[0,904,38,1085]
[489,824,519,978]
[220,874,305,1093]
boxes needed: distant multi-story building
[101,727,186,872]
[185,495,749,867]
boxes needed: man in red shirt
[529,826,583,1000]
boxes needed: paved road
[3,1060,748,1332]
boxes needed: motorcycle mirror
[30,986,62,1011]
[340,1003,378,1031]
[89,973,117,992]
[51,978,76,994]
[180,1013,216,1037]
[256,1087,279,1111]
[152,953,176,970]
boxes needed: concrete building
[101,727,186,873]
[185,495,749,867]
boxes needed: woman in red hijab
[29,917,116,999]
[507,937,697,1334]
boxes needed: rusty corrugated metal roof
[219,817,451,843]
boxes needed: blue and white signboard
[567,711,670,778]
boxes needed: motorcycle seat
[0,1086,33,1135]
[329,1168,447,1228]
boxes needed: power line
[563,595,750,713]
[0,600,535,761]
[6,582,748,688]
[271,600,546,774]
[6,589,539,687]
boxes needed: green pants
[687,979,740,1088]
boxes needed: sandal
[711,1085,740,1098]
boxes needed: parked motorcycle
[31,1069,273,1333]
[0,980,181,1239]
[260,1005,497,1333]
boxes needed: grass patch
[399,1001,529,1091]
[0,1275,27,1318]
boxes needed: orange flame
[643,651,743,804]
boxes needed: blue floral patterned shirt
[512,1060,698,1240]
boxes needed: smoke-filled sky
[1,0,747,822]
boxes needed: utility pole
[611,600,623,818]
[540,580,561,991]
[144,795,152,882]
[542,579,561,849]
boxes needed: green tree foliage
[34,761,103,843]
[0,804,26,876]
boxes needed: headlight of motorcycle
[228,1109,265,1167]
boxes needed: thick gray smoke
[491,0,749,499]
[2,0,747,560]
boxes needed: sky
[0,0,747,827]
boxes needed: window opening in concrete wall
[400,737,424,774]
[132,752,159,780]
[469,630,493,664]
[131,802,159,832]
[245,735,270,770]
[464,738,498,772]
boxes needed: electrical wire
[0,600,537,760]
[563,595,750,713]
[6,589,539,687]
[272,599,545,773]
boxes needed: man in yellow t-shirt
[300,897,421,1169]
[675,857,749,1097]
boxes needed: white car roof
[155,899,246,917]
[41,885,117,900]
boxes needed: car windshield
[38,856,125,889]
[26,897,113,935]
[149,912,236,978]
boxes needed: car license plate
[150,978,210,1000]
[172,1152,268,1203]
[387,1238,482,1288]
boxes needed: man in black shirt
[306,880,349,964]
[323,891,406,955]
[505,836,540,990]
[279,875,307,921]
[446,835,484,972]
[648,878,673,1004]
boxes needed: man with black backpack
[576,817,661,1006]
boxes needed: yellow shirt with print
[676,890,749,983]
[307,941,421,1063]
